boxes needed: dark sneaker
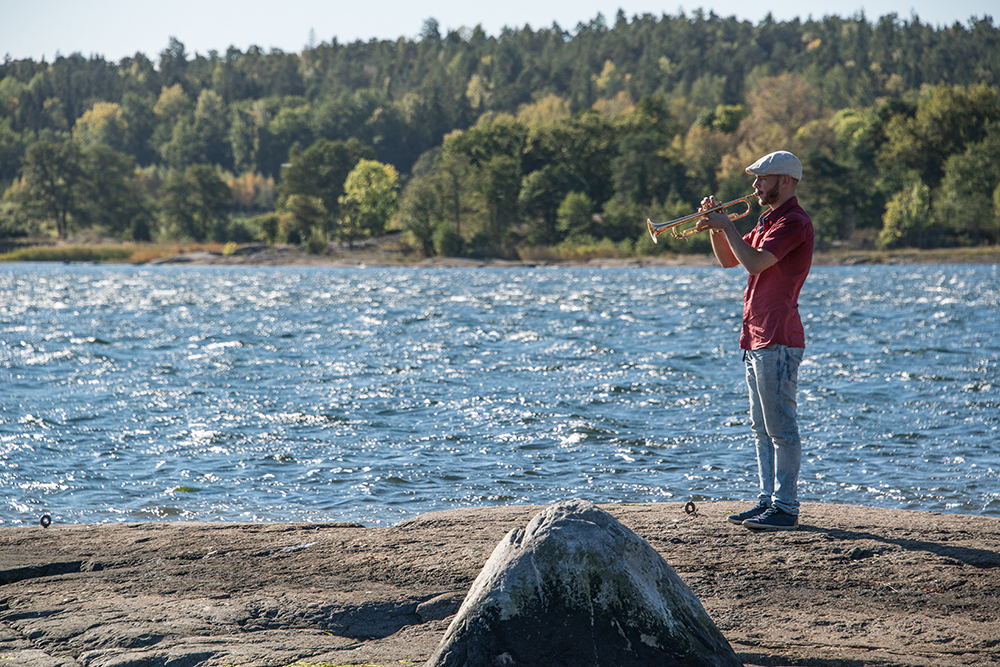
[742,507,799,531]
[726,501,770,526]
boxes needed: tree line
[2,9,999,257]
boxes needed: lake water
[1,263,997,527]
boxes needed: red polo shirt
[740,196,814,350]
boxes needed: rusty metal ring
[684,501,697,515]
[40,515,52,528]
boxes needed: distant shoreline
[3,239,999,268]
[146,243,1000,268]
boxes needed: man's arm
[708,226,740,268]
[714,221,778,275]
[700,209,778,275]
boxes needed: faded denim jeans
[745,344,804,516]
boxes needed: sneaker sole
[742,520,799,532]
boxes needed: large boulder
[425,500,742,667]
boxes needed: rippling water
[1,263,997,526]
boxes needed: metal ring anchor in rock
[684,501,697,516]
[40,514,52,528]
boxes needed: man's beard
[757,180,780,206]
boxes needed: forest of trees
[2,9,999,258]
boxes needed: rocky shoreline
[2,502,998,667]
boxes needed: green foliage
[160,164,233,241]
[445,117,528,168]
[611,131,686,211]
[9,139,151,242]
[519,164,586,245]
[932,122,1000,244]
[475,154,521,254]
[278,138,373,226]
[599,195,643,245]
[73,101,128,151]
[337,159,399,245]
[696,104,748,133]
[224,216,266,244]
[17,139,83,237]
[556,191,595,239]
[398,149,474,255]
[433,221,464,257]
[878,182,931,249]
[523,112,621,208]
[247,212,281,244]
[632,195,707,255]
[76,144,154,240]
[3,14,1000,251]
[305,227,328,254]
[281,195,326,244]
[0,118,28,183]
[397,172,439,256]
[0,245,136,263]
[797,145,859,245]
[550,235,627,262]
[880,84,1000,188]
[191,89,231,167]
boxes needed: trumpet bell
[646,215,700,243]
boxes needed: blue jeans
[745,345,803,516]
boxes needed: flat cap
[745,150,802,181]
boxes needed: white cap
[745,151,802,181]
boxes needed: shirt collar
[757,196,798,234]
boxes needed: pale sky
[1,0,996,64]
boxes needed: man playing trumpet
[695,150,814,531]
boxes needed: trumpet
[646,193,758,243]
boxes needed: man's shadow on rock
[737,652,866,667]
[733,524,997,666]
[797,525,1000,568]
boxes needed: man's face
[753,174,782,206]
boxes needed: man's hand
[695,195,735,237]
[697,193,778,274]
